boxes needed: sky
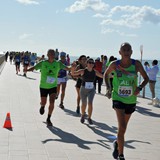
[0,0,160,60]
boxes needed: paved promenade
[0,62,160,160]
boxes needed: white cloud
[65,0,109,13]
[104,5,160,28]
[101,28,137,37]
[66,1,160,36]
[19,33,32,40]
[16,0,39,5]
[93,13,106,18]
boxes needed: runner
[104,42,149,160]
[25,49,71,126]
[74,55,87,114]
[14,52,21,74]
[23,52,30,77]
[57,52,69,109]
[71,58,103,125]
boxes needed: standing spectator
[144,60,159,100]
[25,49,71,126]
[94,57,103,93]
[104,42,149,160]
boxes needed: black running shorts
[112,100,136,114]
[40,87,57,97]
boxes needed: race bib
[16,59,20,62]
[118,86,132,97]
[46,76,55,84]
[24,61,29,64]
[85,82,94,89]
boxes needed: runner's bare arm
[95,70,103,78]
[104,62,116,91]
[26,66,35,72]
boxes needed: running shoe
[117,154,125,160]
[59,103,64,109]
[80,115,85,123]
[76,106,80,114]
[112,140,119,159]
[88,118,93,125]
[39,106,45,115]
[55,95,58,99]
[46,118,53,126]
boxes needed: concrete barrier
[0,54,5,74]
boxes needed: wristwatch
[138,85,143,91]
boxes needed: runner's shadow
[86,123,117,142]
[17,74,36,80]
[42,126,105,149]
[92,120,117,133]
[125,140,151,149]
[136,106,160,118]
[86,121,118,149]
[63,108,81,117]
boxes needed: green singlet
[34,60,66,89]
[112,59,138,104]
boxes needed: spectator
[144,60,159,100]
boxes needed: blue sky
[0,0,160,60]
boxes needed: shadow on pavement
[125,139,151,149]
[42,126,111,150]
[136,106,160,118]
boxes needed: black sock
[119,154,124,157]
[47,114,51,120]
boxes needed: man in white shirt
[144,60,159,99]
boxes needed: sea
[1,52,159,99]
[70,56,160,99]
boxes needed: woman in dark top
[74,55,87,114]
[71,58,103,125]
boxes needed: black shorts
[75,78,82,88]
[40,87,57,97]
[15,62,20,66]
[112,100,136,114]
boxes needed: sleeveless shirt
[112,59,138,104]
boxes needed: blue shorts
[112,100,136,114]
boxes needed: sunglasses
[88,61,94,64]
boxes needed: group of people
[5,51,38,76]
[24,42,156,160]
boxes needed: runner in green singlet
[104,42,149,160]
[25,49,71,126]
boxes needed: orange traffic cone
[3,112,12,129]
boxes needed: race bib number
[46,76,55,84]
[118,86,132,97]
[85,82,94,89]
[24,61,29,64]
[16,59,20,62]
